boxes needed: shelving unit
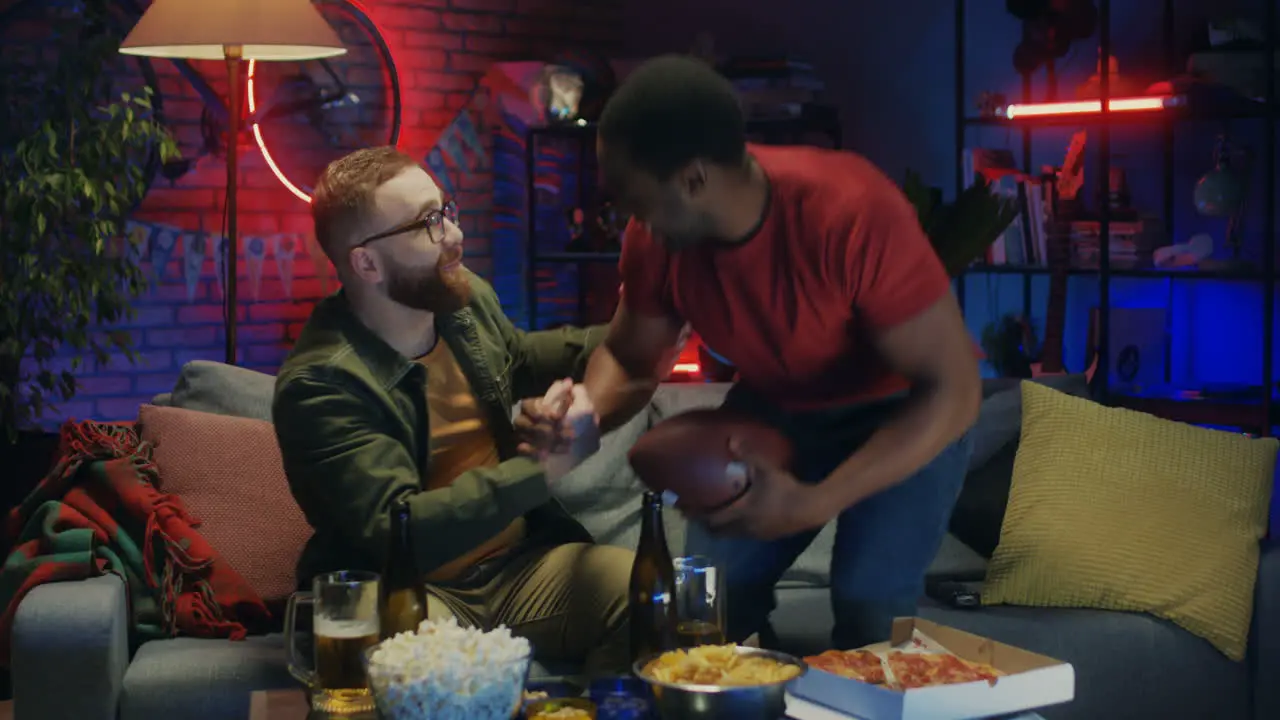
[954,0,1278,434]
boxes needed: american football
[627,408,794,512]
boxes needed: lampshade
[119,0,346,61]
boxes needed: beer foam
[314,617,379,639]
[366,617,532,720]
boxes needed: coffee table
[248,688,1047,720]
[249,689,375,720]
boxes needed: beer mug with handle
[285,570,381,714]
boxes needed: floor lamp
[120,0,346,365]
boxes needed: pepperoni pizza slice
[884,651,1002,689]
[802,649,887,685]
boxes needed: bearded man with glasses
[272,146,631,675]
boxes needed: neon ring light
[247,0,402,203]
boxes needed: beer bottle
[629,491,678,664]
[381,498,427,638]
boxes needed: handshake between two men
[513,378,602,483]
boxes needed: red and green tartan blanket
[0,419,271,667]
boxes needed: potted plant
[901,169,1020,277]
[0,0,180,445]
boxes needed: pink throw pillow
[138,404,313,605]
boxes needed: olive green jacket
[273,270,605,586]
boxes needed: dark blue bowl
[590,676,655,720]
[589,675,651,700]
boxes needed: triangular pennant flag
[244,235,268,301]
[149,226,180,284]
[209,233,226,299]
[125,220,153,264]
[271,233,298,299]
[183,232,207,301]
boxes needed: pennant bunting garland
[111,218,340,303]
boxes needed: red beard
[384,247,470,313]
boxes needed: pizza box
[785,617,1074,720]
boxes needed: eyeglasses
[354,199,459,249]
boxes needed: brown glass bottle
[380,498,427,638]
[629,491,678,665]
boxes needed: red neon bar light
[1003,95,1179,119]
[672,362,701,374]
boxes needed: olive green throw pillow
[983,382,1276,661]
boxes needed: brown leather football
[627,408,793,512]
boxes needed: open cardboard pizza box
[785,618,1075,720]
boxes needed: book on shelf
[961,147,1049,267]
[962,146,1162,270]
[1058,219,1163,269]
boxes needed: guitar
[1029,221,1098,383]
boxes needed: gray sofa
[10,362,1278,720]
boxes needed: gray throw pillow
[157,360,277,421]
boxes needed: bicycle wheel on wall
[248,0,403,202]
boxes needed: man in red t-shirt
[578,55,981,650]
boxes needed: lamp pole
[224,44,243,365]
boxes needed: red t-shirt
[619,144,952,411]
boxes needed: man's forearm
[819,379,980,510]
[583,344,661,433]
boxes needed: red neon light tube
[1003,95,1181,119]
[246,59,313,203]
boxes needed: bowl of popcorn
[362,617,533,720]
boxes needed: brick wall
[35,0,624,428]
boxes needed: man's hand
[516,379,600,462]
[515,378,574,458]
[686,438,834,540]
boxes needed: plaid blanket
[0,420,270,667]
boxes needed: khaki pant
[426,542,632,676]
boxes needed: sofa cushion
[138,404,312,607]
[156,360,277,421]
[120,635,294,720]
[984,382,1277,661]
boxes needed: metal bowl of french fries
[632,644,808,720]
